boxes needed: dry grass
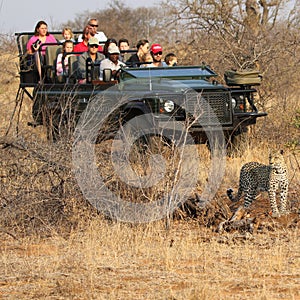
[0,52,299,299]
[0,220,299,299]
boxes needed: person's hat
[150,43,163,54]
[88,37,99,45]
[108,44,120,54]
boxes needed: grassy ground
[0,219,299,299]
[0,53,299,299]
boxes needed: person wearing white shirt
[99,44,125,81]
[77,18,107,45]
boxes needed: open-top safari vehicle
[14,31,267,153]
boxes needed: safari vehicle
[15,31,267,151]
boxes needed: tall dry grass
[0,219,299,299]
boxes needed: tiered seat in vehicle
[67,55,79,83]
[44,44,62,83]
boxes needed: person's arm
[56,53,63,75]
[26,36,40,54]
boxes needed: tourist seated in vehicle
[60,27,75,43]
[148,43,167,67]
[126,39,150,67]
[164,53,178,66]
[26,20,58,81]
[56,40,74,77]
[77,37,105,84]
[118,38,130,62]
[77,18,107,46]
[74,26,103,54]
[99,44,125,81]
[26,20,57,57]
[103,38,118,58]
[140,52,153,67]
[74,26,93,53]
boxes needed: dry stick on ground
[5,87,25,137]
[0,228,18,240]
[289,151,300,184]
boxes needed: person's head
[118,38,129,51]
[141,52,153,64]
[103,38,118,57]
[62,27,73,40]
[88,18,99,34]
[63,40,74,53]
[88,37,100,54]
[34,20,49,37]
[164,53,177,66]
[136,39,150,55]
[150,43,163,62]
[83,25,94,42]
[107,44,120,64]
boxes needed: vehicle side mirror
[103,69,112,82]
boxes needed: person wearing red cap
[149,43,167,67]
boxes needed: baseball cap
[108,44,120,54]
[88,37,99,45]
[150,43,163,54]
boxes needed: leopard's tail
[227,188,242,202]
[227,188,235,201]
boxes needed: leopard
[227,149,289,217]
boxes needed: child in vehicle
[56,40,74,76]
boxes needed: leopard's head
[269,149,286,171]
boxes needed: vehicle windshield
[121,66,217,80]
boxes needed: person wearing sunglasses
[78,18,107,46]
[77,37,104,84]
[148,43,167,67]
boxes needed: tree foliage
[61,1,165,48]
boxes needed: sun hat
[150,43,163,54]
[88,37,99,45]
[108,44,120,54]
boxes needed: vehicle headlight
[164,100,175,113]
[231,98,236,109]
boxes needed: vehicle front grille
[184,91,232,126]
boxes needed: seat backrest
[45,45,62,68]
[19,34,30,56]
[44,45,62,82]
[67,55,79,83]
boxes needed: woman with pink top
[26,20,57,82]
[26,20,57,56]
